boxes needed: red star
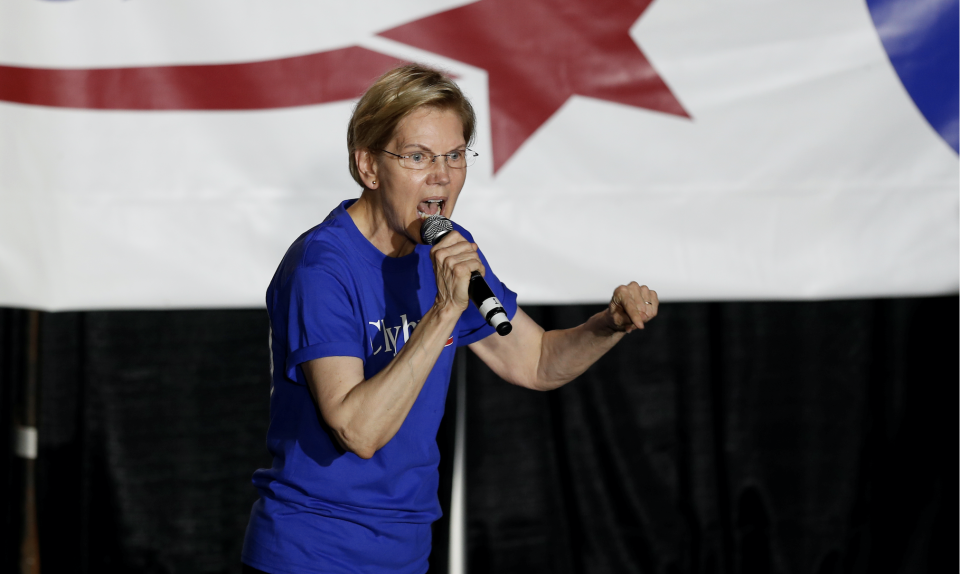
[380,0,689,172]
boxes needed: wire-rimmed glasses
[380,148,478,169]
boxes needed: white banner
[0,0,956,310]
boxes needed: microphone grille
[420,214,454,246]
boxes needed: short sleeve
[456,247,518,347]
[282,266,365,383]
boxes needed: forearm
[313,303,461,458]
[321,231,488,457]
[533,310,625,391]
[471,285,657,392]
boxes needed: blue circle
[867,0,959,153]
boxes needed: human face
[370,106,468,250]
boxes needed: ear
[356,149,380,189]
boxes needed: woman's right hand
[306,229,486,459]
[430,230,485,314]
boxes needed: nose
[426,156,451,185]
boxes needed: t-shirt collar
[338,199,425,274]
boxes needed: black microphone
[421,215,512,336]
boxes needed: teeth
[418,199,444,220]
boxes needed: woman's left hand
[607,282,658,333]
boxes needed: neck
[347,191,416,258]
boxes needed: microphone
[421,215,512,336]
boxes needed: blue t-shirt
[242,199,517,574]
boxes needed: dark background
[1,296,956,573]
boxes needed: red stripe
[0,47,402,110]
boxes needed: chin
[404,220,425,246]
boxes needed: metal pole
[17,310,41,574]
[448,347,467,574]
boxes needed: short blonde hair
[347,64,476,187]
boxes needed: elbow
[525,370,572,392]
[521,364,560,391]
[320,402,389,459]
[340,435,379,460]
[530,378,565,392]
[352,446,377,460]
[509,372,558,392]
[518,376,547,391]
[332,424,380,460]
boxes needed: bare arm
[302,231,484,459]
[470,282,659,391]
[303,302,460,459]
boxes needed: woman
[242,64,658,574]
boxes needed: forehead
[393,106,465,148]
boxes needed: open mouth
[417,199,445,219]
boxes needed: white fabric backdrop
[0,0,956,310]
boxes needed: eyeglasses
[380,148,478,170]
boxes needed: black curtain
[1,297,956,574]
[1,310,273,574]
[464,298,957,574]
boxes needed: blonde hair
[347,64,476,187]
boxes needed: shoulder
[450,221,476,243]
[449,221,495,267]
[270,203,360,294]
